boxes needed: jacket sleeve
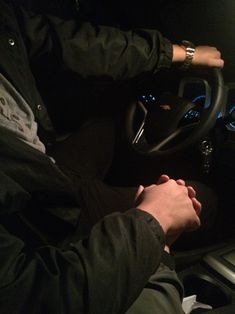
[126,260,184,314]
[17,8,173,80]
[0,209,167,314]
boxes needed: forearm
[172,44,186,63]
[17,8,173,79]
[126,260,184,314]
[0,209,166,313]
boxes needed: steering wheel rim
[126,68,224,156]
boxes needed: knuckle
[184,186,190,195]
[168,179,176,186]
[207,59,214,67]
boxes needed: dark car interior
[17,0,235,312]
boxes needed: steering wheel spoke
[132,123,145,144]
[148,122,197,151]
[149,129,182,152]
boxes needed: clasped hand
[135,175,201,248]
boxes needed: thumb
[135,185,144,201]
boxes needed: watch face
[180,41,196,70]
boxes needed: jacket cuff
[126,208,166,248]
[125,209,176,269]
[162,250,175,270]
[157,37,173,70]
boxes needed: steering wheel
[126,68,224,156]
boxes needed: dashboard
[140,76,235,132]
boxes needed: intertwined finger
[157,174,170,184]
[191,197,202,216]
[187,186,196,198]
[176,179,185,186]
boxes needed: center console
[179,243,235,313]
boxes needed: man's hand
[172,44,224,68]
[192,46,224,68]
[135,176,201,247]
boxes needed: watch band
[180,40,196,70]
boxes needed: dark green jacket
[0,1,183,313]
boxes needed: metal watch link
[180,40,196,70]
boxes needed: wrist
[179,40,196,70]
[172,41,196,70]
[172,44,186,63]
[137,205,171,234]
